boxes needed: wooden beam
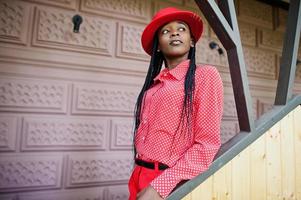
[194,0,255,132]
[275,0,301,105]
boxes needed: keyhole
[72,14,83,33]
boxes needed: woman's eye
[179,27,186,31]
[162,30,169,34]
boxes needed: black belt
[135,159,169,170]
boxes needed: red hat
[141,7,203,55]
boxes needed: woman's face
[157,21,193,60]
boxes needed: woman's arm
[150,67,224,198]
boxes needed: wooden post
[194,0,255,132]
[275,0,301,105]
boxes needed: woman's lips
[169,40,183,45]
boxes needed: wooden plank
[294,106,301,199]
[231,149,250,200]
[249,136,267,200]
[280,112,296,199]
[190,176,213,200]
[212,161,232,200]
[266,123,282,200]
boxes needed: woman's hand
[137,186,163,200]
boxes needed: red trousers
[128,163,163,200]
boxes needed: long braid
[185,46,196,140]
[133,36,163,158]
[176,46,196,141]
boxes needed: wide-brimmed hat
[141,7,203,55]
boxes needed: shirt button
[142,137,145,141]
[143,118,147,124]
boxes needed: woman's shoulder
[195,64,221,81]
[194,65,223,97]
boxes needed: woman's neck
[165,55,189,70]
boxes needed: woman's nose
[171,31,180,37]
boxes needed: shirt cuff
[150,171,181,199]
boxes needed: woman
[128,7,223,200]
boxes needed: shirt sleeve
[150,67,224,198]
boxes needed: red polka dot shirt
[135,60,223,198]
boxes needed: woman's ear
[157,44,161,52]
[190,39,195,47]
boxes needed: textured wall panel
[110,118,133,150]
[0,0,30,45]
[106,185,129,200]
[66,152,132,187]
[153,1,180,13]
[256,99,273,118]
[223,96,237,118]
[0,115,17,151]
[23,0,77,10]
[221,120,239,144]
[239,23,256,46]
[0,194,14,200]
[238,0,273,29]
[259,29,284,51]
[72,83,138,115]
[275,8,288,32]
[243,47,276,79]
[22,117,109,151]
[184,0,196,7]
[163,0,183,4]
[116,22,148,60]
[0,77,68,113]
[0,185,129,200]
[0,154,62,192]
[196,37,228,67]
[252,97,259,120]
[32,7,114,55]
[296,65,301,83]
[80,0,150,23]
[2,187,105,200]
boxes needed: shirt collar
[154,59,190,81]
